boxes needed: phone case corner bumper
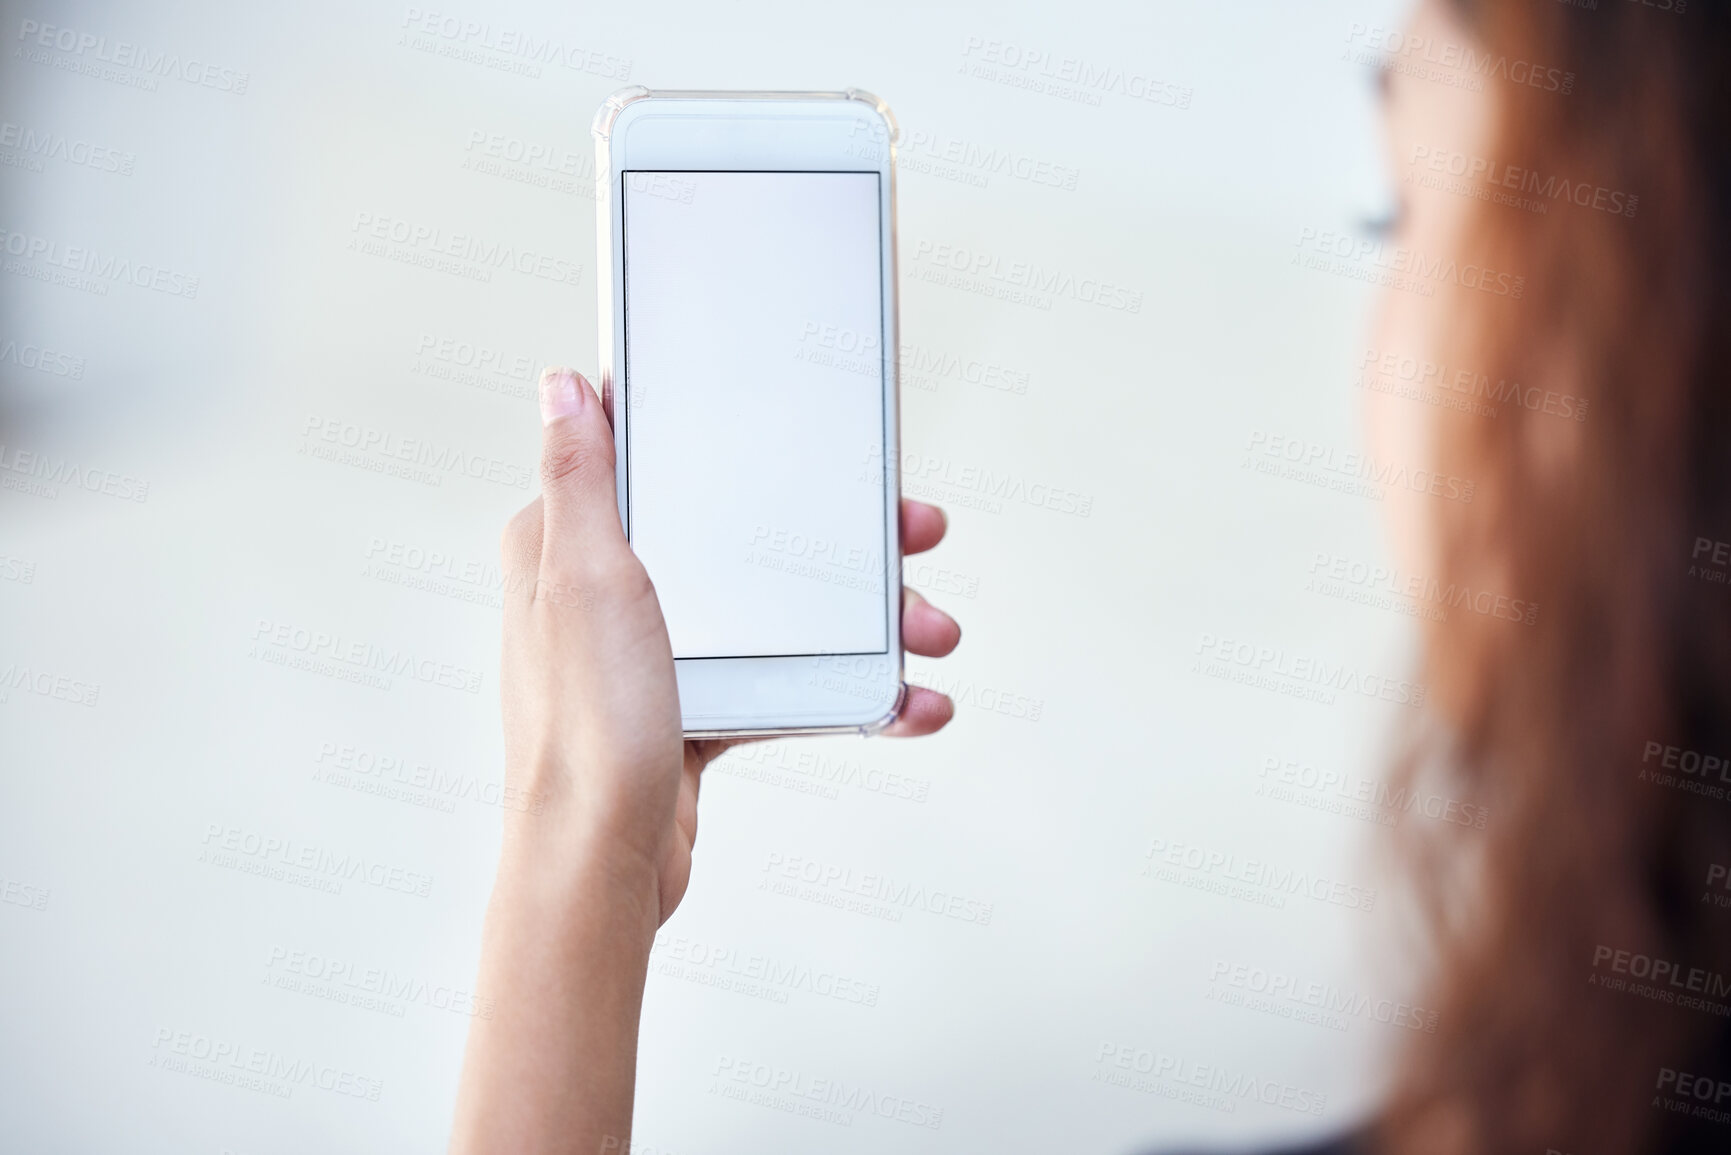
[592,85,654,141]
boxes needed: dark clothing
[1265,1136,1363,1155]
[1259,1136,1363,1155]
[1154,1132,1363,1155]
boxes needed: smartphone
[592,87,905,738]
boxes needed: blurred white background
[0,0,1421,1151]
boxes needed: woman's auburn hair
[1377,2,1731,1153]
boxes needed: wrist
[494,805,664,948]
[506,749,674,869]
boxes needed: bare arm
[449,367,961,1154]
[450,828,659,1153]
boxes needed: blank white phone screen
[622,169,888,660]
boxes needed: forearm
[450,818,660,1155]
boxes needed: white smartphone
[592,87,905,738]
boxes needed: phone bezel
[594,88,905,738]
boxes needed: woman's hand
[498,366,961,923]
[450,367,961,1155]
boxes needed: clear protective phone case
[590,87,907,738]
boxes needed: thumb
[537,367,627,559]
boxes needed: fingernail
[539,367,585,424]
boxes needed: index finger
[901,499,947,556]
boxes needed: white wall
[0,0,1421,1151]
